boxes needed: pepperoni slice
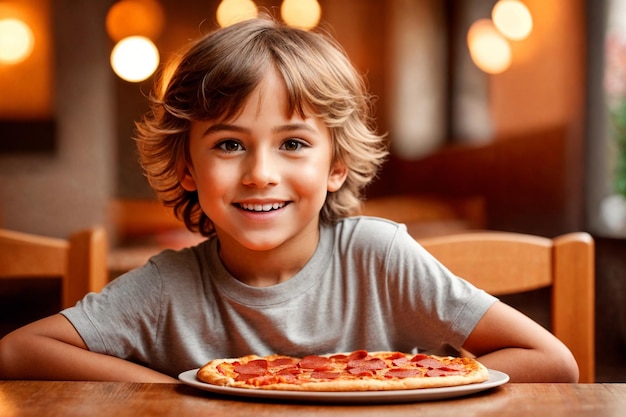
[384,368,423,379]
[347,350,369,361]
[391,357,410,366]
[298,355,332,370]
[311,371,341,380]
[385,352,407,360]
[268,357,297,367]
[347,358,387,370]
[410,353,430,362]
[234,359,268,376]
[278,373,298,383]
[440,364,465,372]
[348,368,374,377]
[413,357,445,369]
[235,373,262,381]
[276,366,300,375]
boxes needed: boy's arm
[462,300,579,382]
[0,314,177,382]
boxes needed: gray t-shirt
[62,216,496,378]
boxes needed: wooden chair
[0,227,108,309]
[107,199,204,275]
[418,231,595,383]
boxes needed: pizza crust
[197,351,489,392]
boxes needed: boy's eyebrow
[273,123,319,134]
[202,122,319,136]
[202,123,249,136]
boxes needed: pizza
[196,350,489,391]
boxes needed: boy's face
[182,69,347,254]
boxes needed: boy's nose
[242,150,279,187]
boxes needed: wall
[0,0,114,238]
[489,0,586,137]
[0,0,53,119]
[367,0,587,238]
[489,0,587,233]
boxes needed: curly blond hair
[135,16,387,237]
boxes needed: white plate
[178,368,509,404]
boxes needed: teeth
[240,202,285,212]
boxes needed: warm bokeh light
[0,18,34,64]
[467,19,512,74]
[492,0,533,41]
[281,0,321,30]
[110,36,159,82]
[105,0,165,42]
[216,0,258,28]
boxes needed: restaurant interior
[0,0,625,382]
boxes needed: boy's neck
[216,227,320,287]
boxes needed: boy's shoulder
[335,215,405,233]
[331,215,409,247]
[143,238,213,270]
[323,216,423,268]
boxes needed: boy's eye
[281,139,305,151]
[216,140,243,152]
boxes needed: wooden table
[1,381,625,417]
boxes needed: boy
[0,17,578,383]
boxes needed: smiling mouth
[237,202,287,212]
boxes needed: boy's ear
[327,161,348,192]
[178,162,198,192]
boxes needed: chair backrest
[418,231,595,383]
[0,227,108,309]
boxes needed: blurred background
[0,0,625,381]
